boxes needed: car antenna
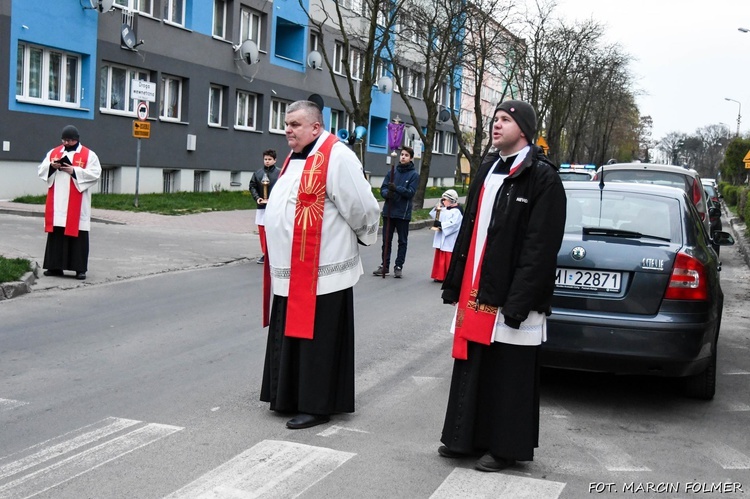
[598,164,605,222]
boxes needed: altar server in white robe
[38,125,102,280]
[260,100,380,430]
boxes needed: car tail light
[664,251,708,301]
[691,180,705,221]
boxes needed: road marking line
[164,440,355,498]
[316,425,370,437]
[0,422,182,499]
[430,468,566,498]
[564,433,650,472]
[0,417,140,480]
[723,369,750,375]
[0,399,28,412]
[722,401,750,412]
[705,442,750,469]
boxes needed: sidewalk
[0,197,452,299]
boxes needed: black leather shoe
[286,413,330,430]
[43,269,63,277]
[438,445,482,458]
[75,272,86,280]
[474,452,516,472]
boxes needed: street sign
[136,101,149,121]
[133,120,151,139]
[130,79,156,102]
[744,149,750,169]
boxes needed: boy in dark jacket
[374,146,420,278]
[249,149,280,264]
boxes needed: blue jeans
[380,217,410,268]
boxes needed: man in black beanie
[437,100,567,472]
[37,125,102,280]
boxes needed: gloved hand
[388,182,397,192]
[385,190,395,199]
[433,220,442,229]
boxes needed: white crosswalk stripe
[430,468,566,498]
[0,399,28,412]
[164,440,355,498]
[704,441,750,469]
[0,417,182,499]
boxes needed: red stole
[45,145,90,237]
[452,159,522,360]
[262,134,338,338]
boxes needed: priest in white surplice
[38,125,102,281]
[260,100,381,430]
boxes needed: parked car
[592,163,710,236]
[558,167,595,181]
[544,182,735,399]
[703,182,723,236]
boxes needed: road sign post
[132,120,152,208]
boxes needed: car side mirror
[712,231,734,246]
[708,206,721,218]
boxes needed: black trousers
[441,341,541,461]
[380,217,410,268]
[43,227,89,272]
[260,288,355,415]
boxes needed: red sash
[262,134,338,338]
[45,145,90,237]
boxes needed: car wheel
[682,341,717,400]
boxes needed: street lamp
[724,97,741,137]
[739,27,750,33]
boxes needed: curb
[0,261,39,301]
[728,217,750,269]
[0,208,123,225]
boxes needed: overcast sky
[547,0,750,141]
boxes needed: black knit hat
[61,125,79,140]
[495,100,536,144]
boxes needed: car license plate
[555,268,622,292]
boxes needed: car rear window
[603,170,690,193]
[565,190,681,242]
[559,171,593,181]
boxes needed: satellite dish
[237,40,259,65]
[438,109,451,123]
[376,76,393,94]
[405,125,419,140]
[89,0,115,12]
[307,94,324,111]
[337,129,350,142]
[307,51,322,70]
[121,24,137,49]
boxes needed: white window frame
[241,7,262,49]
[208,85,224,126]
[270,99,289,133]
[329,109,342,134]
[160,75,183,121]
[235,90,257,130]
[350,48,364,81]
[432,131,442,153]
[16,43,81,108]
[99,63,151,115]
[164,0,185,26]
[444,132,455,154]
[408,70,423,98]
[213,0,227,38]
[333,42,345,75]
[114,0,153,15]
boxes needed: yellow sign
[537,136,549,154]
[133,120,151,139]
[744,149,750,162]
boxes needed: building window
[309,32,319,52]
[235,90,257,130]
[208,85,224,126]
[16,43,81,107]
[241,7,262,49]
[433,131,442,153]
[115,0,152,15]
[100,168,116,194]
[164,0,185,25]
[230,171,242,187]
[160,75,183,120]
[408,70,423,98]
[275,17,304,63]
[270,99,289,132]
[444,132,455,154]
[99,63,150,114]
[333,42,345,75]
[213,0,227,38]
[163,170,178,193]
[194,171,208,192]
[329,109,342,134]
[349,48,364,80]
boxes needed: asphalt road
[1,224,749,498]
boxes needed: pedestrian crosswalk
[0,398,28,412]
[1,403,749,498]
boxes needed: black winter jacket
[249,165,280,210]
[380,161,420,220]
[441,145,566,329]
